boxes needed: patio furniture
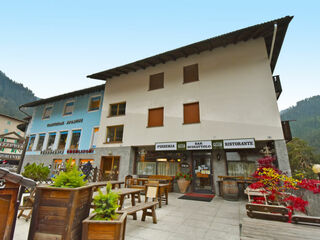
[148,175,173,191]
[118,185,158,224]
[244,187,270,204]
[292,215,320,225]
[124,175,132,188]
[115,188,143,211]
[246,203,289,222]
[145,183,169,208]
[17,188,36,221]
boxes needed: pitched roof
[88,16,293,80]
[0,113,24,122]
[20,84,105,108]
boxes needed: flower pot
[177,178,190,193]
[28,184,93,240]
[82,212,127,240]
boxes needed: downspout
[269,23,278,63]
[18,105,31,118]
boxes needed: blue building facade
[21,85,105,170]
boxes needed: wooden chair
[124,175,133,188]
[18,188,36,222]
[128,179,142,203]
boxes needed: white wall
[97,38,284,148]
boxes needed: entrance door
[100,156,120,180]
[192,151,213,193]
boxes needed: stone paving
[15,193,242,240]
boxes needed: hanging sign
[186,141,212,150]
[223,138,255,149]
[155,142,177,151]
[0,142,24,150]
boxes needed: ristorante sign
[155,138,255,151]
[0,142,24,150]
[0,153,21,160]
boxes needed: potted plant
[82,182,127,240]
[22,163,50,182]
[176,172,192,193]
[28,158,92,240]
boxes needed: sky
[1,1,319,110]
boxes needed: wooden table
[145,183,170,208]
[89,180,125,190]
[133,178,169,185]
[114,188,143,210]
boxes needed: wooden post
[17,137,29,174]
[93,167,98,182]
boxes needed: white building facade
[89,16,293,194]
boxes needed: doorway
[100,156,120,180]
[192,151,213,193]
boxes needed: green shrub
[51,158,87,188]
[22,163,50,182]
[92,182,119,220]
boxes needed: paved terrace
[15,193,320,240]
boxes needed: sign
[155,142,177,151]
[0,153,21,160]
[40,150,64,155]
[177,142,186,151]
[181,162,190,168]
[0,179,5,189]
[223,138,255,149]
[186,141,212,150]
[212,140,223,149]
[0,142,24,150]
[67,149,94,154]
[47,118,83,127]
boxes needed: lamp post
[312,164,320,180]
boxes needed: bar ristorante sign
[47,118,83,127]
[155,138,255,151]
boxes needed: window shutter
[149,72,164,90]
[183,64,199,83]
[148,107,164,127]
[184,102,200,124]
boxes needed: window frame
[62,100,75,116]
[88,95,102,112]
[42,105,53,120]
[69,129,81,150]
[147,107,164,128]
[109,101,126,117]
[90,127,99,148]
[183,102,200,124]
[57,131,69,150]
[36,133,46,151]
[149,72,164,91]
[183,63,199,84]
[105,125,124,144]
[46,132,57,150]
[27,135,36,151]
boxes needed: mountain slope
[281,95,320,153]
[0,71,38,119]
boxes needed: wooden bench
[292,215,320,225]
[118,201,158,224]
[246,203,289,222]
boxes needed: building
[87,16,293,194]
[0,113,25,166]
[20,85,105,173]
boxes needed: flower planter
[28,184,93,240]
[82,212,127,240]
[177,178,190,193]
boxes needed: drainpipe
[18,106,31,118]
[269,23,278,63]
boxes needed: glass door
[192,151,213,193]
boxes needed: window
[149,72,164,90]
[69,130,81,150]
[106,125,124,143]
[183,64,199,83]
[47,132,56,150]
[109,102,126,116]
[88,96,101,111]
[27,135,36,151]
[148,107,164,127]
[58,131,68,150]
[183,102,200,124]
[63,101,75,116]
[42,106,53,119]
[36,134,45,151]
[91,127,99,148]
[7,121,11,125]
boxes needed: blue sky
[1,1,319,110]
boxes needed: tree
[287,137,320,179]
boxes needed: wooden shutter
[183,64,199,83]
[184,102,200,124]
[149,72,164,90]
[148,107,164,127]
